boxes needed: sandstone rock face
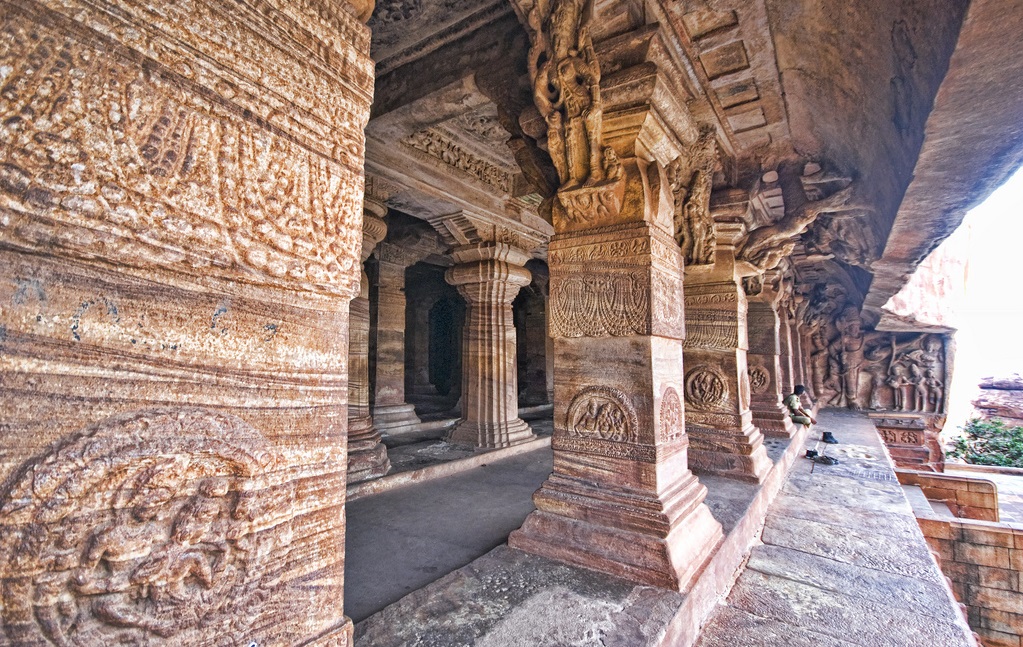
[0,0,372,643]
[973,375,1023,427]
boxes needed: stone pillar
[446,244,535,448]
[683,218,773,482]
[510,11,721,592]
[372,243,422,435]
[747,298,796,438]
[0,0,371,643]
[520,284,551,406]
[348,202,391,484]
[407,293,438,397]
[778,308,797,395]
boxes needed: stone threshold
[347,435,553,503]
[354,422,813,646]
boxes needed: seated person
[784,385,815,428]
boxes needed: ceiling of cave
[362,0,1023,330]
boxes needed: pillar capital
[361,199,388,261]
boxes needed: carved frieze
[565,386,639,443]
[403,129,512,193]
[660,387,685,444]
[549,270,649,337]
[683,310,740,350]
[878,427,925,446]
[0,16,364,298]
[551,435,657,463]
[0,408,292,645]
[685,366,727,410]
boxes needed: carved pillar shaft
[778,311,796,395]
[683,220,772,482]
[510,173,722,591]
[371,243,421,435]
[521,289,550,405]
[407,296,437,396]
[348,204,390,484]
[0,0,371,643]
[747,301,796,438]
[446,245,534,448]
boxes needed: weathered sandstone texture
[0,0,372,643]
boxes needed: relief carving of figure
[668,127,717,266]
[526,0,620,191]
[739,168,861,271]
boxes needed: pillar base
[509,472,723,591]
[688,422,773,483]
[751,402,797,438]
[372,403,422,436]
[347,416,390,483]
[449,417,534,449]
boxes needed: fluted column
[747,297,796,438]
[371,242,422,435]
[446,244,535,448]
[348,200,391,483]
[683,217,772,482]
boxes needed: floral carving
[566,386,638,443]
[685,367,727,410]
[372,0,423,24]
[0,408,292,645]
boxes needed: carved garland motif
[0,409,292,644]
[549,271,649,337]
[685,367,727,410]
[565,386,639,443]
[660,387,685,444]
[0,16,364,299]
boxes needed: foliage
[947,418,1023,468]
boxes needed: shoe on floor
[821,431,839,444]
[814,455,839,465]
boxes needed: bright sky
[943,166,1023,429]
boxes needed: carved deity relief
[659,388,685,443]
[748,365,770,395]
[739,169,862,272]
[566,386,639,443]
[807,296,948,414]
[667,127,717,267]
[685,366,727,410]
[526,0,623,225]
[0,409,293,645]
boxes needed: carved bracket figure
[739,167,862,271]
[668,126,717,266]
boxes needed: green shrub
[948,418,1023,468]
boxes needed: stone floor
[945,466,1023,524]
[345,445,554,622]
[350,411,973,646]
[695,410,975,647]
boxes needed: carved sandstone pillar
[0,0,371,644]
[371,242,422,435]
[446,244,535,448]
[747,298,797,438]
[509,6,722,589]
[683,217,773,482]
[778,307,797,395]
[348,201,391,484]
[407,292,438,397]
